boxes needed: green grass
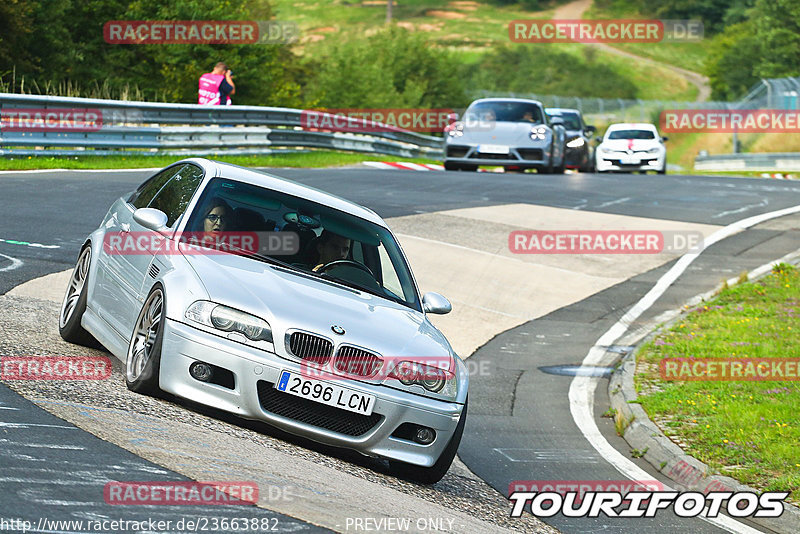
[274,0,560,50]
[277,0,700,101]
[0,151,440,170]
[635,263,800,503]
[584,2,710,73]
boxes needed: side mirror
[585,125,596,137]
[661,136,669,142]
[550,116,564,126]
[422,292,452,315]
[133,208,169,233]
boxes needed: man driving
[312,230,351,271]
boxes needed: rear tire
[389,398,468,485]
[58,245,95,346]
[125,285,166,396]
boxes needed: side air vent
[148,264,160,279]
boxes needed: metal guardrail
[694,152,800,172]
[0,93,444,159]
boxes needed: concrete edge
[608,249,800,534]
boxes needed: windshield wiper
[321,274,408,307]
[191,239,304,272]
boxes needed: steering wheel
[317,259,375,278]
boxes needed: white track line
[569,202,800,534]
[0,253,23,272]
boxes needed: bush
[467,45,638,99]
[304,26,469,109]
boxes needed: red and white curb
[363,161,444,171]
[362,162,580,174]
[760,173,796,179]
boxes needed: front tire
[59,245,95,346]
[126,285,165,395]
[444,161,460,171]
[554,154,566,174]
[389,398,468,485]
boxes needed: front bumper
[596,153,665,172]
[445,143,549,167]
[159,318,464,467]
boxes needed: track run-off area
[1,166,799,533]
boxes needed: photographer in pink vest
[198,62,236,105]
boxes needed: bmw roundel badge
[331,325,345,335]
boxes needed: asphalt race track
[1,166,799,533]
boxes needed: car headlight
[387,359,458,400]
[647,147,660,154]
[598,146,610,154]
[185,301,273,343]
[566,137,585,148]
[530,126,547,141]
[446,121,465,137]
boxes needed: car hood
[456,121,546,144]
[600,138,661,151]
[183,251,454,361]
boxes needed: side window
[148,164,205,227]
[129,166,181,209]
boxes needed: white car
[595,123,667,174]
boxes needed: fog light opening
[189,361,213,382]
[415,427,436,445]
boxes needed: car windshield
[464,101,544,124]
[608,129,656,140]
[185,177,421,311]
[547,111,582,130]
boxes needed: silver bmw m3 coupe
[59,158,468,483]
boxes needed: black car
[545,108,596,172]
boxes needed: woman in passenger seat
[201,197,233,235]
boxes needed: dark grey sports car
[444,98,567,173]
[545,108,596,172]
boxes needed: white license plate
[479,144,510,154]
[621,155,640,164]
[276,370,376,416]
